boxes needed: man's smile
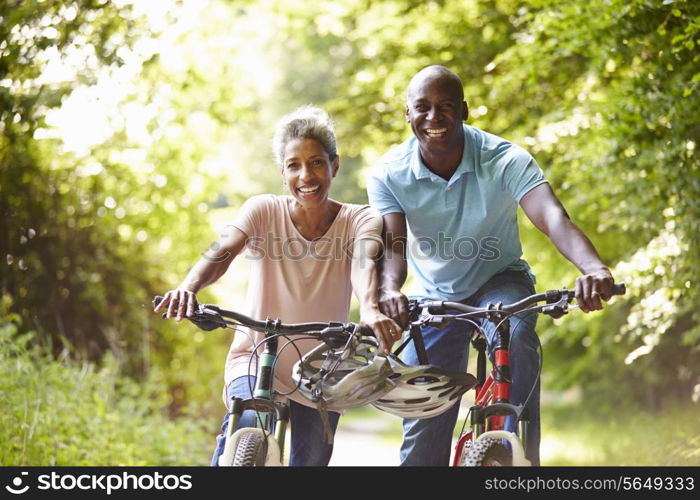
[425,128,448,137]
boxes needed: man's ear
[405,105,411,123]
[462,101,469,122]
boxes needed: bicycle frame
[409,284,627,466]
[218,329,289,466]
[391,307,528,465]
[160,299,376,467]
[451,320,531,466]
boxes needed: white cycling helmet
[292,336,396,410]
[371,355,477,419]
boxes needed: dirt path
[329,410,402,466]
[328,399,477,466]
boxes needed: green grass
[0,322,217,466]
[541,402,700,466]
[342,398,700,466]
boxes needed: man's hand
[575,268,615,313]
[378,288,409,331]
[361,310,403,355]
[153,288,198,321]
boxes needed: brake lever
[541,295,571,319]
[186,306,228,331]
[320,323,351,349]
[420,314,452,328]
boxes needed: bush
[0,304,217,466]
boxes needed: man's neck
[419,142,464,181]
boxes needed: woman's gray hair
[272,105,337,166]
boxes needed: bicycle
[154,295,476,466]
[153,294,390,466]
[395,282,626,466]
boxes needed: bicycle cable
[272,334,322,397]
[491,305,546,425]
[453,304,546,441]
[239,330,337,444]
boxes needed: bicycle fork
[454,319,531,466]
[223,331,290,465]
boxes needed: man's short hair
[407,65,465,102]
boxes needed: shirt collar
[410,125,475,183]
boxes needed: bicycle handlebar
[155,282,626,341]
[153,296,375,343]
[418,283,626,318]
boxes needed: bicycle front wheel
[232,430,267,466]
[462,438,512,466]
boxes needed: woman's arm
[154,225,248,321]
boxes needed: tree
[0,0,255,409]
[267,0,700,404]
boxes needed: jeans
[400,270,541,466]
[210,375,340,466]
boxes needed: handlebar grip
[355,324,376,337]
[611,283,626,296]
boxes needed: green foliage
[542,401,700,466]
[0,300,215,465]
[1,0,238,410]
[2,0,699,463]
[268,0,700,405]
[2,0,146,363]
[498,0,700,404]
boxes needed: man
[367,65,615,466]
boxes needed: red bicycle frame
[452,320,516,466]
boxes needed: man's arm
[350,237,402,353]
[519,183,615,312]
[377,212,410,328]
[153,225,248,320]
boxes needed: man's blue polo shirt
[367,124,548,301]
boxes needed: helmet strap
[316,398,335,445]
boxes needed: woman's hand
[361,309,403,355]
[153,288,198,321]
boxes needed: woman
[154,106,401,466]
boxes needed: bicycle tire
[456,440,471,466]
[232,431,267,466]
[461,438,512,466]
